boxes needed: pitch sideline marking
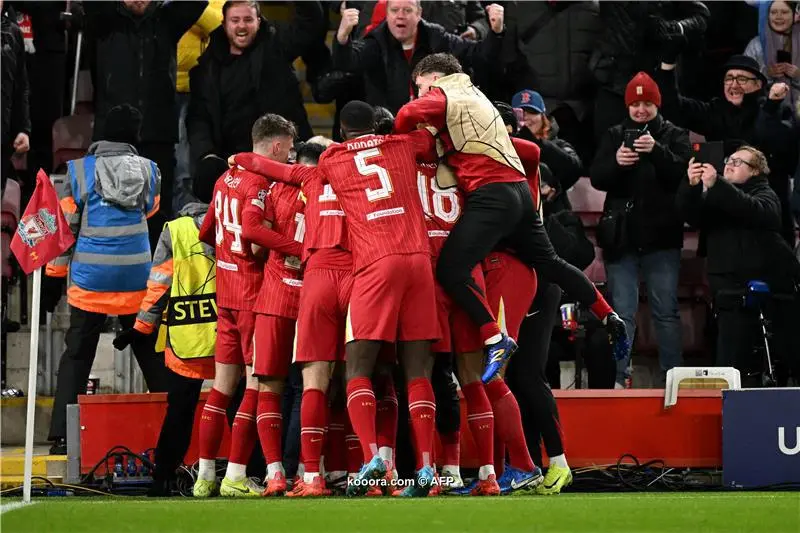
[0,501,38,514]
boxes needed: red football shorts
[432,264,484,354]
[252,314,296,378]
[347,253,439,343]
[294,267,353,363]
[484,252,538,339]
[215,308,256,366]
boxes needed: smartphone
[691,141,725,173]
[776,50,792,63]
[623,129,641,149]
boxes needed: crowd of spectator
[3,0,800,393]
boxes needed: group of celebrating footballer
[191,52,629,499]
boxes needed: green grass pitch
[2,492,799,533]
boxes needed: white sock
[303,472,319,484]
[549,454,568,469]
[378,446,393,469]
[296,462,305,478]
[198,458,217,482]
[478,464,495,480]
[266,461,285,479]
[225,462,247,482]
[485,334,503,346]
[442,465,461,478]
[319,456,326,477]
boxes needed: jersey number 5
[214,191,243,253]
[355,148,393,202]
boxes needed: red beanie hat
[625,72,661,108]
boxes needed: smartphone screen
[777,50,792,63]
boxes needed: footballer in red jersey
[193,115,302,498]
[395,53,627,387]
[234,140,402,497]
[319,101,440,497]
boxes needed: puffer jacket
[176,0,223,94]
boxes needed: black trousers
[508,282,565,464]
[437,181,600,330]
[714,290,800,387]
[153,368,203,482]
[49,306,169,440]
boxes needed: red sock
[407,378,436,469]
[228,389,258,466]
[300,389,327,474]
[462,382,494,468]
[256,391,283,466]
[375,375,398,464]
[485,379,535,472]
[479,322,502,343]
[199,388,231,460]
[346,377,378,463]
[440,430,460,467]
[344,417,363,474]
[325,406,347,473]
[494,432,506,476]
[590,287,613,320]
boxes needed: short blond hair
[307,135,334,148]
[738,145,770,175]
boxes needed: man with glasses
[678,146,800,387]
[655,54,798,245]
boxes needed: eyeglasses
[724,156,756,169]
[724,75,758,85]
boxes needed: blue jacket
[47,141,160,315]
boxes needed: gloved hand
[40,275,65,314]
[113,328,143,351]
[660,34,687,65]
[651,17,683,43]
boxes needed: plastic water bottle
[140,451,150,476]
[46,489,74,497]
[114,455,124,478]
[127,457,138,477]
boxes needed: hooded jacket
[46,141,161,315]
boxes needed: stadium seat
[567,177,605,228]
[52,114,94,173]
[664,366,740,408]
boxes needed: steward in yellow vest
[116,203,216,380]
[113,201,216,496]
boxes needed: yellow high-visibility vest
[163,216,216,360]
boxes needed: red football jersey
[254,181,306,319]
[298,167,349,259]
[201,167,271,311]
[416,161,464,261]
[318,130,435,273]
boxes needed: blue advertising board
[723,388,800,488]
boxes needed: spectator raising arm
[163,1,209,43]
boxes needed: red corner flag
[10,170,75,275]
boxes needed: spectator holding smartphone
[590,72,691,388]
[677,147,800,386]
[744,1,800,118]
